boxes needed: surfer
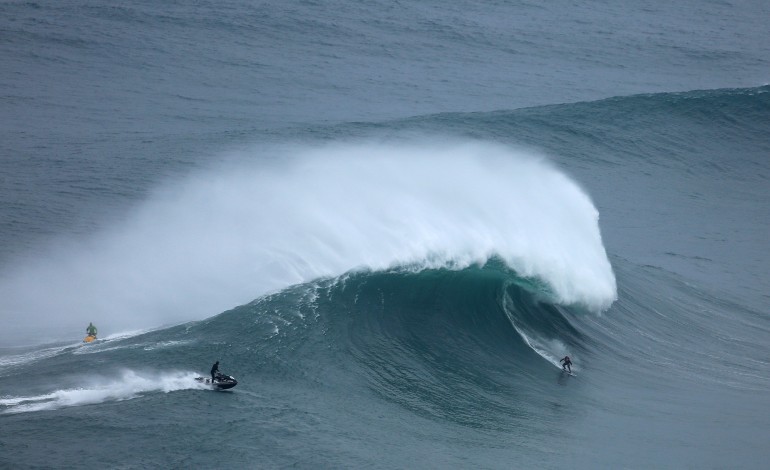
[211,361,220,383]
[86,322,97,338]
[560,356,572,373]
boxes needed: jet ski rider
[211,361,220,383]
[86,322,97,338]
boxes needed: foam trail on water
[0,140,616,339]
[0,370,206,414]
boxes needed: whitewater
[1,0,769,468]
[1,141,615,338]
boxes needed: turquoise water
[1,1,769,468]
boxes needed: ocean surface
[1,0,769,468]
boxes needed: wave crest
[0,140,616,339]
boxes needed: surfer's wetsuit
[560,356,572,372]
[211,361,219,383]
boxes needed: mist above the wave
[0,140,616,340]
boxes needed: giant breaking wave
[0,140,616,339]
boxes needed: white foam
[0,140,616,337]
[0,370,206,414]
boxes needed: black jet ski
[195,372,238,390]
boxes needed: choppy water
[1,1,769,468]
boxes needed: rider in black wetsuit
[560,356,572,373]
[211,361,219,383]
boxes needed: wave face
[1,86,769,469]
[2,259,767,468]
[0,265,588,445]
[2,85,770,468]
[2,0,770,466]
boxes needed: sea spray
[0,140,616,339]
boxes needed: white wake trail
[0,370,206,414]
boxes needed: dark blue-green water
[1,1,769,468]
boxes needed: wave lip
[0,140,616,338]
[283,141,618,311]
